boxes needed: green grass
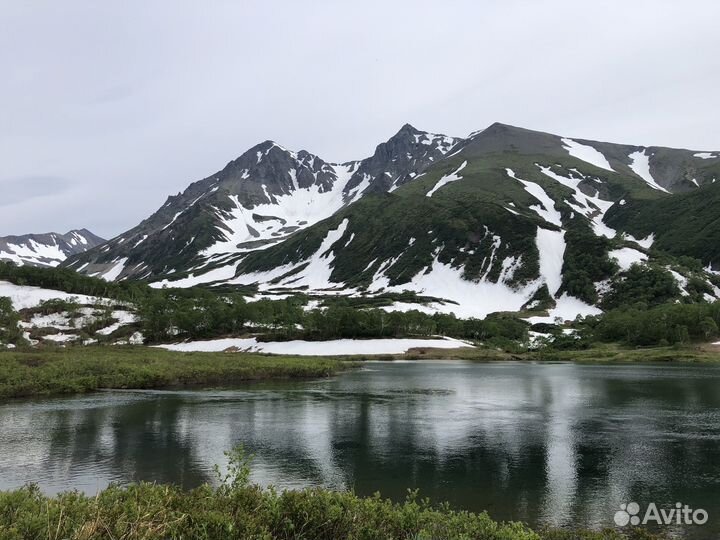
[0,448,660,540]
[392,342,720,364]
[0,347,355,400]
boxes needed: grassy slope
[605,170,720,264]
[0,347,353,400]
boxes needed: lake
[1,360,719,538]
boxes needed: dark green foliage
[0,297,22,346]
[604,178,720,265]
[559,224,617,304]
[601,265,681,310]
[0,261,150,303]
[524,284,554,311]
[137,289,256,342]
[260,303,528,344]
[589,302,720,346]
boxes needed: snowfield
[228,219,350,290]
[525,294,601,324]
[609,247,647,271]
[561,138,614,172]
[536,228,566,296]
[0,240,66,267]
[156,337,474,355]
[201,162,361,257]
[628,150,669,193]
[0,281,100,310]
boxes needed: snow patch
[506,169,562,227]
[537,165,615,238]
[526,294,601,324]
[609,248,647,271]
[622,233,654,249]
[536,228,566,296]
[202,162,358,257]
[426,161,468,197]
[101,258,128,281]
[0,281,99,310]
[156,336,474,355]
[628,150,670,193]
[561,138,614,172]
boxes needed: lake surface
[1,360,719,538]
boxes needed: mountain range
[49,122,720,319]
[0,230,104,268]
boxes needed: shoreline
[0,480,663,540]
[1,342,719,401]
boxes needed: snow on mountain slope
[426,161,467,197]
[0,230,104,267]
[201,163,360,257]
[59,122,720,323]
[226,219,351,291]
[561,138,614,172]
[0,280,101,310]
[64,124,462,281]
[536,228,566,296]
[506,168,563,227]
[536,165,616,238]
[609,247,647,271]
[628,149,670,193]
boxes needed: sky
[2,0,720,238]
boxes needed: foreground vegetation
[0,347,352,400]
[0,449,660,540]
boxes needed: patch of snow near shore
[536,228,566,296]
[609,248,647,271]
[561,138,614,172]
[525,294,601,324]
[694,152,717,160]
[426,161,467,197]
[156,337,474,355]
[628,150,670,193]
[506,169,562,226]
[0,281,99,310]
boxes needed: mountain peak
[0,229,105,268]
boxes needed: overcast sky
[2,0,720,238]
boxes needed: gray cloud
[1,0,719,237]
